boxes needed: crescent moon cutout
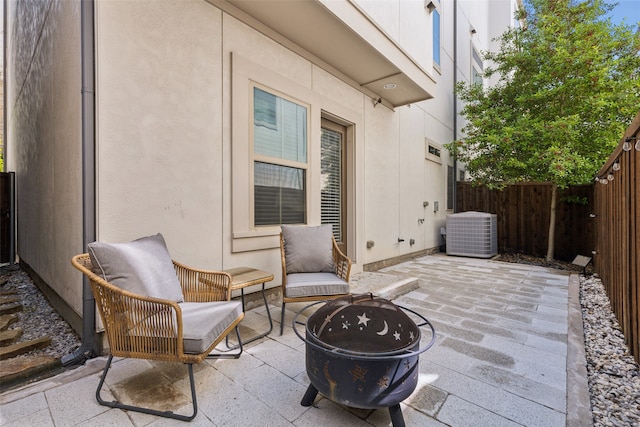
[376,320,389,336]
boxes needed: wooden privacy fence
[456,182,595,262]
[593,113,639,363]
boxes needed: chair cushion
[285,272,349,298]
[281,224,335,273]
[88,233,184,303]
[180,301,243,354]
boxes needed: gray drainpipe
[452,0,458,213]
[62,0,98,366]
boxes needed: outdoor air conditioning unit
[446,211,497,258]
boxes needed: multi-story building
[4,0,520,344]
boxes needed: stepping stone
[0,355,60,390]
[0,296,20,305]
[0,328,22,346]
[0,314,19,331]
[0,302,22,316]
[0,337,51,360]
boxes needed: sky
[608,0,640,27]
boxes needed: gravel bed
[1,260,639,427]
[580,274,640,427]
[0,264,81,359]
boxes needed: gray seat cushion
[88,233,184,302]
[127,301,243,354]
[285,272,349,298]
[181,301,243,354]
[281,224,335,273]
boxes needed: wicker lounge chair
[279,225,352,335]
[72,234,244,421]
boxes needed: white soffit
[214,0,436,107]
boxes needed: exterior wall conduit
[61,0,99,366]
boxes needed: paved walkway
[0,254,591,426]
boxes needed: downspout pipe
[452,0,458,213]
[61,0,98,366]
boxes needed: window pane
[254,88,277,128]
[321,128,342,242]
[433,10,441,66]
[254,162,306,225]
[254,87,307,162]
[472,67,483,86]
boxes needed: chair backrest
[279,225,352,286]
[71,254,183,360]
[280,225,336,274]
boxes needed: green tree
[448,0,640,260]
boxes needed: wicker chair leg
[96,355,198,421]
[280,301,286,335]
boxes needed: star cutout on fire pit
[377,376,389,389]
[357,312,371,327]
[342,321,351,329]
[349,364,368,383]
[393,331,401,341]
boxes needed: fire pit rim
[292,297,436,361]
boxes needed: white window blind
[320,128,343,242]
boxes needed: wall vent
[446,211,497,258]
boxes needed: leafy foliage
[448,0,640,189]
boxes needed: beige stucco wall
[355,0,432,71]
[5,0,84,316]
[95,0,224,266]
[93,0,509,289]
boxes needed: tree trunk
[546,184,557,261]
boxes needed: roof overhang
[210,0,436,108]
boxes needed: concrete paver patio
[0,254,591,426]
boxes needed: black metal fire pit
[293,293,436,427]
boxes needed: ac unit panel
[446,212,497,258]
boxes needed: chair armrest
[71,254,186,358]
[280,232,288,284]
[332,237,352,281]
[173,260,232,302]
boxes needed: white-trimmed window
[253,87,309,226]
[231,53,360,254]
[471,46,483,87]
[425,139,443,164]
[426,1,441,68]
[432,8,441,67]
